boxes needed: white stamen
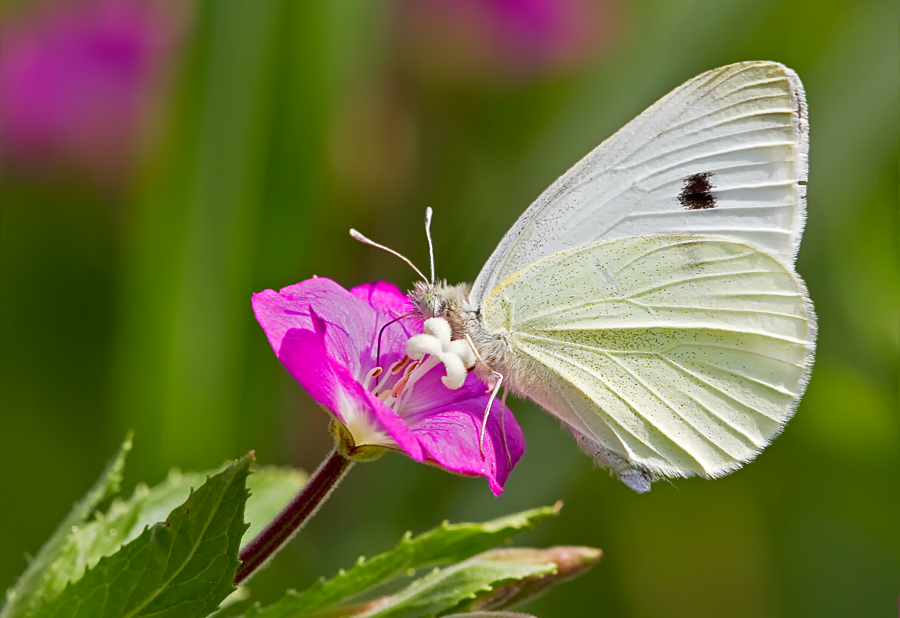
[404,317,475,391]
[390,374,411,399]
[383,360,420,408]
[371,357,409,397]
[391,356,410,374]
[406,333,442,360]
[388,356,409,374]
[438,352,467,389]
[423,318,452,348]
[397,354,440,408]
[402,360,420,379]
[446,339,476,369]
[362,366,382,391]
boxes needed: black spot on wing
[678,172,716,210]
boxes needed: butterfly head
[409,280,474,340]
[410,280,471,317]
[351,208,474,335]
[409,281,444,318]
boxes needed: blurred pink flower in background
[395,0,616,85]
[0,0,181,182]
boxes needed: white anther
[445,339,476,369]
[405,317,472,392]
[423,318,452,348]
[406,333,442,360]
[438,353,467,390]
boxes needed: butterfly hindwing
[480,236,815,479]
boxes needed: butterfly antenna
[424,207,435,284]
[350,229,428,282]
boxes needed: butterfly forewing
[480,236,815,479]
[472,61,808,305]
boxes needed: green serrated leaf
[1,433,133,618]
[356,549,556,618]
[9,462,305,613]
[33,488,149,606]
[127,465,306,549]
[444,547,601,615]
[30,453,255,618]
[114,465,306,549]
[208,587,253,617]
[245,504,561,618]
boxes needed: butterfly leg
[465,334,504,459]
[479,373,503,459]
[500,386,511,468]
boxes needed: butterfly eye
[430,297,445,318]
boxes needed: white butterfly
[355,61,816,493]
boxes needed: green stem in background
[235,449,353,585]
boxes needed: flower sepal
[331,418,387,462]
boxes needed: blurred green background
[1,1,897,616]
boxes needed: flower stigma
[406,317,476,389]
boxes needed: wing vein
[659,356,784,421]
[641,107,795,152]
[516,341,693,461]
[626,269,788,298]
[599,350,735,464]
[686,357,798,396]
[659,92,791,134]
[623,132,797,172]
[636,157,797,187]
[624,301,808,321]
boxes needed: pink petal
[253,278,385,379]
[350,281,414,317]
[253,278,420,381]
[276,325,425,460]
[401,369,525,494]
[412,402,524,495]
[274,326,357,426]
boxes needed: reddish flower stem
[235,449,353,585]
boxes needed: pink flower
[0,0,180,179]
[252,278,524,495]
[395,0,616,83]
